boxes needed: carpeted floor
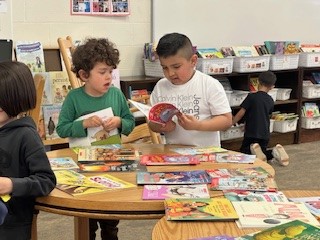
[37,141,320,240]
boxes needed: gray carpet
[37,141,320,240]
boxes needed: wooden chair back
[57,36,83,89]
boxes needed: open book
[69,107,121,148]
[128,99,180,125]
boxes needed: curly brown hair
[71,38,120,78]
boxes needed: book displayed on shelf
[15,41,46,72]
[214,153,256,164]
[164,198,239,221]
[232,201,320,228]
[69,107,121,148]
[48,157,79,171]
[289,196,320,219]
[197,48,224,59]
[77,146,139,161]
[42,104,62,140]
[232,46,259,57]
[239,220,320,239]
[300,44,320,53]
[284,41,300,54]
[220,47,235,57]
[142,184,210,200]
[171,146,228,155]
[78,160,144,173]
[140,154,200,166]
[50,71,71,104]
[206,167,271,179]
[137,170,211,185]
[249,77,259,92]
[128,99,180,125]
[223,190,289,202]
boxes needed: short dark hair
[71,38,120,78]
[259,71,277,87]
[156,33,194,59]
[0,61,36,117]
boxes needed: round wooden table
[35,144,275,240]
[151,190,320,240]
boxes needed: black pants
[89,219,119,240]
[240,137,273,160]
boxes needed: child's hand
[177,114,199,130]
[83,115,103,129]
[102,116,121,132]
[0,177,13,195]
[160,120,176,132]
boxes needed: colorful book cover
[249,77,259,92]
[284,41,300,54]
[55,183,109,196]
[42,104,62,140]
[223,190,289,202]
[69,107,121,148]
[50,71,71,104]
[77,146,139,162]
[215,153,256,164]
[142,184,210,200]
[140,154,200,166]
[232,46,259,57]
[289,196,320,219]
[197,48,224,59]
[15,41,46,72]
[137,170,211,185]
[88,173,136,189]
[220,47,235,57]
[48,157,79,171]
[232,202,320,228]
[164,198,239,221]
[171,146,228,155]
[206,167,271,179]
[78,160,144,172]
[239,220,320,239]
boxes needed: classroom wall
[11,0,151,77]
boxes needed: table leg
[74,217,89,240]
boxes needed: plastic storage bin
[269,54,299,70]
[299,52,320,67]
[273,118,298,133]
[228,90,249,107]
[220,124,244,141]
[301,116,320,129]
[274,88,292,100]
[143,59,164,78]
[302,84,320,99]
[233,56,270,73]
[197,58,233,74]
[270,119,275,133]
[268,88,278,102]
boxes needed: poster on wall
[71,0,130,16]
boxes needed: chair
[28,73,45,128]
[57,36,83,89]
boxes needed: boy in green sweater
[57,38,135,240]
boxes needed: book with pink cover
[128,99,180,125]
[140,154,200,166]
[142,184,210,200]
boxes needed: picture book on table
[223,190,289,202]
[197,48,224,59]
[232,201,320,228]
[77,146,140,162]
[137,170,211,185]
[210,176,277,192]
[15,41,46,73]
[55,183,109,196]
[171,146,228,155]
[189,236,235,240]
[48,157,79,171]
[42,104,62,140]
[142,184,210,200]
[239,219,320,239]
[128,99,180,125]
[50,71,71,104]
[289,196,320,219]
[88,174,136,189]
[69,107,121,148]
[54,170,105,188]
[206,167,271,179]
[164,198,239,221]
[78,160,145,173]
[140,154,200,166]
[214,153,256,164]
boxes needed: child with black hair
[233,71,289,166]
[0,61,56,239]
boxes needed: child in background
[149,32,232,147]
[56,38,135,240]
[0,61,56,239]
[232,71,289,166]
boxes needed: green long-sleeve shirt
[56,86,135,138]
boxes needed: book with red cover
[140,154,200,166]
